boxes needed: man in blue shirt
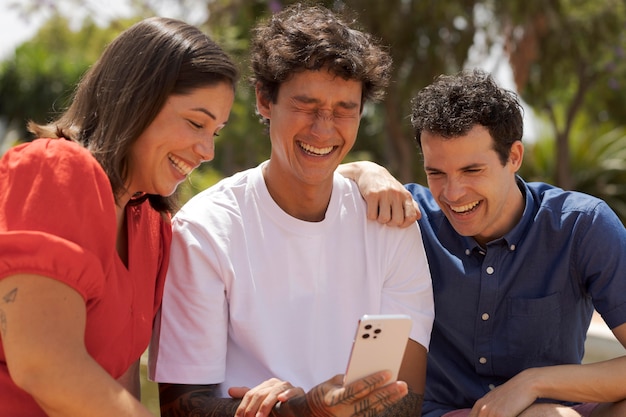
[341,69,626,417]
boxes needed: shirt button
[479,357,487,364]
[465,249,471,255]
[486,266,494,274]
[510,244,516,251]
[488,384,496,390]
[481,313,490,321]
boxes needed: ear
[255,83,272,120]
[508,140,524,172]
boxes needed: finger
[404,199,420,223]
[362,381,408,416]
[375,197,392,225]
[363,194,383,222]
[255,382,295,417]
[228,386,251,399]
[398,199,420,227]
[277,387,305,402]
[256,391,285,417]
[387,198,406,227]
[344,370,393,399]
[240,393,265,417]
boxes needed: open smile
[298,141,335,156]
[449,200,481,214]
[168,153,195,176]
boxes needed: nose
[442,177,465,203]
[193,135,215,162]
[310,109,335,138]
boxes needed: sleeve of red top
[0,138,118,301]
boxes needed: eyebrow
[191,107,217,120]
[293,95,359,110]
[424,163,484,172]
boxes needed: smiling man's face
[422,124,525,246]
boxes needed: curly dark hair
[29,17,239,214]
[410,69,523,165]
[249,3,392,124]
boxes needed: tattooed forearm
[159,383,240,417]
[376,391,424,417]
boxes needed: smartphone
[343,314,412,386]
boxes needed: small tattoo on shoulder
[2,288,17,304]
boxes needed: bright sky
[0,0,209,59]
[0,0,142,60]
[0,2,45,60]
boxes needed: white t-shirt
[149,162,433,396]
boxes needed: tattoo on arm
[376,391,424,417]
[0,287,17,337]
[159,383,241,417]
[3,288,17,303]
[0,310,6,337]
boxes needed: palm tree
[521,126,626,225]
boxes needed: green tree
[493,0,626,189]
[521,121,626,224]
[0,13,135,150]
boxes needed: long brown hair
[29,17,239,213]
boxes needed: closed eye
[188,120,204,129]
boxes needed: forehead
[278,69,362,106]
[422,126,498,167]
[167,83,234,119]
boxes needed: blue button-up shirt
[406,178,626,417]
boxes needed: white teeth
[299,142,334,156]
[168,154,194,176]
[451,201,480,213]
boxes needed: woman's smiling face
[126,82,234,198]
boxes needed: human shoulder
[527,180,611,216]
[173,165,262,229]
[4,138,101,174]
[525,180,624,246]
[2,138,112,205]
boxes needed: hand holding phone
[343,314,412,386]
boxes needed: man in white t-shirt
[149,4,434,417]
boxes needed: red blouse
[0,138,171,416]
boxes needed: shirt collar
[462,176,535,254]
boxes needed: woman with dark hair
[0,16,238,416]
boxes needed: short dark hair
[249,3,392,124]
[29,17,239,213]
[410,69,523,165]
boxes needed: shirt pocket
[506,292,562,363]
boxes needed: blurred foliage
[176,165,225,206]
[521,121,626,223]
[0,12,139,146]
[1,0,625,223]
[492,0,626,189]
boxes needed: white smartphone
[343,314,412,386]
